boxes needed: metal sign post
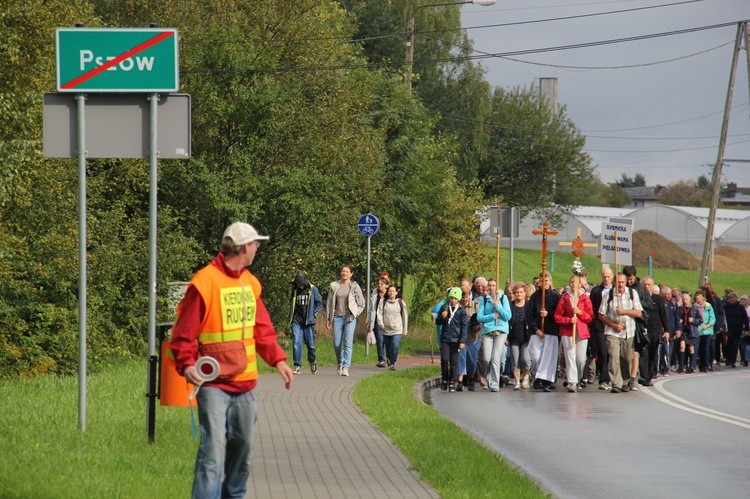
[48,27,186,440]
[358,214,380,356]
[76,93,87,432]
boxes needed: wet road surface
[431,370,750,498]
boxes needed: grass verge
[1,348,545,497]
[353,367,548,499]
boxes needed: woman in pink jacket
[554,275,594,392]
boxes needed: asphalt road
[431,369,750,498]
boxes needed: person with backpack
[598,272,643,393]
[639,276,670,386]
[377,285,408,370]
[436,287,468,391]
[368,276,390,368]
[623,265,654,392]
[288,272,324,375]
[477,278,512,392]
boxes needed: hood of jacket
[293,272,310,289]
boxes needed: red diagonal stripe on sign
[61,31,174,90]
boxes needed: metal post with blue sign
[358,214,380,356]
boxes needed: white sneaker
[521,374,529,389]
[342,367,349,377]
[514,381,521,391]
[337,364,343,376]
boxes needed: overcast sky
[459,0,750,187]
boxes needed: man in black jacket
[588,267,613,390]
[623,265,655,391]
[639,276,669,386]
[527,272,561,392]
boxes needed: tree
[657,179,712,207]
[478,86,595,225]
[96,0,489,323]
[588,180,632,207]
[0,0,491,378]
[615,173,646,188]
[342,0,494,181]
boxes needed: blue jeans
[333,315,356,368]
[193,387,258,499]
[292,322,316,367]
[373,322,386,363]
[458,347,467,376]
[383,334,401,365]
[465,338,481,376]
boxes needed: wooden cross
[558,228,596,345]
[558,228,598,255]
[532,222,558,330]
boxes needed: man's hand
[326,320,331,331]
[276,361,293,390]
[183,365,203,386]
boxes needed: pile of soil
[631,229,750,272]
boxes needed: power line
[438,36,735,70]
[580,102,748,132]
[436,102,750,139]
[183,20,746,75]
[427,0,706,36]
[178,0,704,46]
[584,137,750,153]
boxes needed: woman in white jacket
[377,285,408,370]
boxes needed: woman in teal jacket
[694,289,715,372]
[477,278,512,391]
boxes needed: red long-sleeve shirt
[170,253,287,393]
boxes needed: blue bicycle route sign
[358,213,380,236]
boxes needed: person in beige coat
[377,285,408,370]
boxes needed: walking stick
[496,200,501,326]
[429,328,435,365]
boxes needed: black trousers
[588,327,609,384]
[440,342,460,383]
[638,329,661,380]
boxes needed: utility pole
[404,1,495,93]
[405,16,415,92]
[700,22,747,286]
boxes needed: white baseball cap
[223,222,270,246]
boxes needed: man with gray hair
[599,273,643,393]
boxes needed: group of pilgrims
[432,265,750,394]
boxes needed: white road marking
[640,373,750,429]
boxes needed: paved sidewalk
[249,357,439,498]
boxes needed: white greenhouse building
[481,204,750,254]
